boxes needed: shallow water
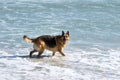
[0,0,120,80]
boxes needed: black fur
[38,35,57,48]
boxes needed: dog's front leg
[58,49,65,56]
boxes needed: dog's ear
[66,31,69,36]
[62,31,65,36]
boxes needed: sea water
[0,0,120,80]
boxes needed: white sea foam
[0,48,120,80]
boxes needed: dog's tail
[23,35,33,43]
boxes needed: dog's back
[37,35,57,48]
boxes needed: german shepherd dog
[23,31,69,57]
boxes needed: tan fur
[23,31,69,57]
[23,35,32,43]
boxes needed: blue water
[0,0,120,80]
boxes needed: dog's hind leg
[37,45,45,57]
[30,50,37,57]
[52,51,56,56]
[37,50,44,57]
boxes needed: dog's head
[61,31,70,44]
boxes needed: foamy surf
[0,48,120,80]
